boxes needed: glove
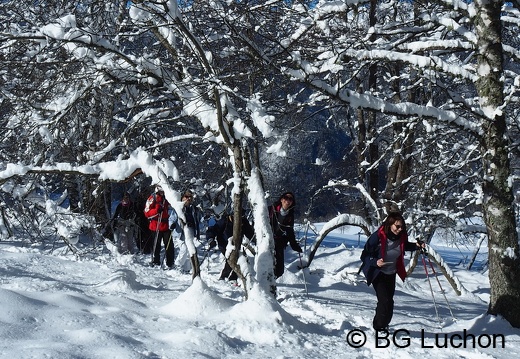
[208,239,217,249]
[157,205,163,213]
[291,242,303,253]
[170,222,177,230]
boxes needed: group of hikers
[109,186,302,280]
[110,186,200,269]
[110,186,425,333]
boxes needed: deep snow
[0,224,518,359]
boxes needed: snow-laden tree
[231,0,520,326]
[0,0,297,298]
[2,0,520,326]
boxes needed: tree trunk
[190,254,200,279]
[229,144,248,296]
[475,0,520,327]
[467,234,486,271]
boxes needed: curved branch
[305,214,371,267]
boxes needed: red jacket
[144,192,170,232]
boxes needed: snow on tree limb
[306,214,371,267]
[423,245,470,297]
[0,149,179,185]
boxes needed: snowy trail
[0,236,518,358]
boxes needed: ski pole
[426,254,455,320]
[298,252,309,298]
[151,208,163,265]
[421,249,442,328]
[162,230,176,268]
[165,230,174,253]
[151,224,160,264]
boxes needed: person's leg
[372,273,396,330]
[274,244,285,278]
[152,230,162,265]
[220,261,233,280]
[130,225,138,254]
[120,226,130,253]
[228,270,238,281]
[175,233,190,270]
[143,228,153,254]
[114,225,122,253]
[163,230,174,267]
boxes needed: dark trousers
[220,261,238,281]
[153,230,174,267]
[372,272,396,330]
[274,241,286,278]
[218,245,238,281]
[138,225,153,254]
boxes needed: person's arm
[288,237,302,252]
[144,196,159,219]
[286,217,301,252]
[169,208,178,230]
[205,224,217,248]
[362,232,381,268]
[404,238,425,252]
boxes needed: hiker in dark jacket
[173,190,202,271]
[112,192,138,254]
[135,190,153,254]
[269,192,302,278]
[360,212,425,331]
[206,213,254,281]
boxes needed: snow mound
[93,269,142,292]
[219,285,303,345]
[160,277,235,319]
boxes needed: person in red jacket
[360,211,425,332]
[144,185,174,268]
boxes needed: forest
[1,0,520,327]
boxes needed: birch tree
[474,0,520,327]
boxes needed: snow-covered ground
[0,224,517,358]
